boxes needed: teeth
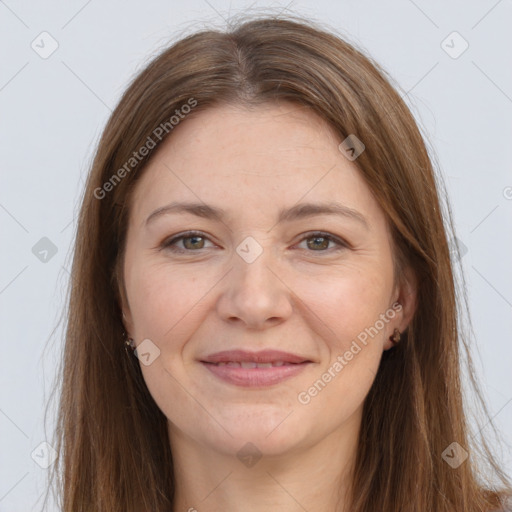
[213,361,292,368]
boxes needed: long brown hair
[44,13,512,511]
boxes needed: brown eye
[161,231,214,253]
[182,235,205,250]
[306,235,330,250]
[297,232,347,252]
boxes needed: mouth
[200,350,314,387]
[206,360,300,368]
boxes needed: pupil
[181,235,329,251]
[184,236,203,249]
[308,236,328,250]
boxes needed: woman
[46,14,512,512]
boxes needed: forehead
[128,101,382,227]
[153,101,340,170]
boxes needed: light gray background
[1,1,511,510]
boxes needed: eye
[161,231,215,253]
[160,230,348,254]
[295,232,347,252]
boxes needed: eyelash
[160,230,348,254]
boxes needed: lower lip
[201,362,311,387]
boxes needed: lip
[200,350,313,388]
[201,349,311,364]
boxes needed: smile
[200,360,313,387]
[208,361,297,368]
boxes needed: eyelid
[161,231,216,252]
[160,230,349,253]
[294,231,349,251]
[160,231,351,254]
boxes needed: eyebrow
[145,201,369,229]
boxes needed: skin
[121,101,417,512]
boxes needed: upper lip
[201,349,312,364]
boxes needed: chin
[209,405,309,456]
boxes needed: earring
[123,333,136,355]
[389,328,401,345]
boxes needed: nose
[216,240,293,330]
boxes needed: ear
[122,306,134,339]
[117,274,134,338]
[384,265,418,350]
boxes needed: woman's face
[121,101,415,458]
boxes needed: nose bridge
[217,234,292,327]
[232,234,276,295]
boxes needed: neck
[168,413,360,512]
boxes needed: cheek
[294,269,391,421]
[126,260,209,342]
[298,261,394,347]
[125,263,212,420]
